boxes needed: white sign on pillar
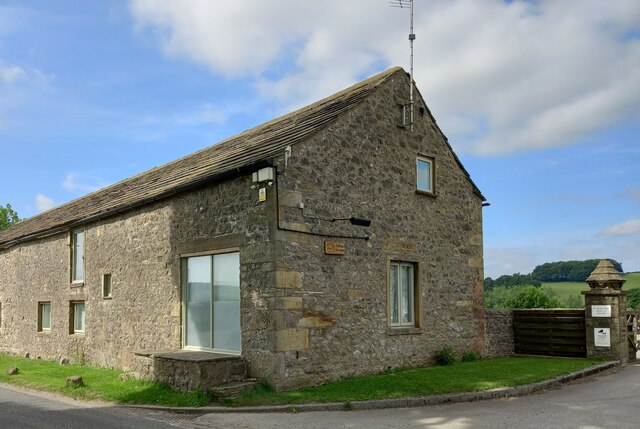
[591,305,612,317]
[594,328,611,347]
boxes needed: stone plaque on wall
[324,241,345,255]
[594,328,611,347]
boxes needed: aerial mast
[390,0,416,131]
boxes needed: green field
[542,272,640,307]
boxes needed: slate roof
[0,66,483,249]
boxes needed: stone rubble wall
[483,309,514,357]
[0,70,487,391]
[0,175,272,374]
[265,71,486,390]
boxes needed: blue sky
[1,0,639,277]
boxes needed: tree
[628,289,640,311]
[505,286,564,309]
[532,259,624,282]
[0,203,21,231]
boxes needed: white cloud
[35,193,55,212]
[601,219,640,235]
[62,172,105,194]
[0,64,25,85]
[129,0,640,155]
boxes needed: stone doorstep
[133,349,250,392]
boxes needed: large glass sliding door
[184,252,240,353]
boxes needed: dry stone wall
[483,309,514,357]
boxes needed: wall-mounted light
[252,167,275,183]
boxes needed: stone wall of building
[0,70,485,391]
[264,71,486,390]
[483,310,514,357]
[0,175,273,373]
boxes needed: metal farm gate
[627,310,640,361]
[513,309,587,358]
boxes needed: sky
[0,0,638,278]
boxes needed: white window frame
[71,301,85,334]
[39,302,51,332]
[71,230,85,283]
[416,156,434,194]
[389,261,417,328]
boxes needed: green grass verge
[0,354,210,407]
[225,357,603,407]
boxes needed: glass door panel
[185,256,212,348]
[213,252,241,352]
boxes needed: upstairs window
[71,230,85,283]
[416,156,434,194]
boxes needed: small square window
[416,156,434,194]
[102,274,112,298]
[389,261,418,328]
[70,302,85,334]
[71,230,85,283]
[38,302,51,332]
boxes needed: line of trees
[485,259,624,291]
[532,259,623,282]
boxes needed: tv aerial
[390,0,415,131]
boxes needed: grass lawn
[542,282,587,305]
[0,354,210,407]
[225,357,603,407]
[542,273,640,307]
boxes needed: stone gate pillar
[582,260,627,363]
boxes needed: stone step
[209,380,259,398]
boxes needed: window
[102,273,112,298]
[416,156,434,194]
[389,261,417,327]
[38,302,51,332]
[71,230,85,283]
[70,302,85,333]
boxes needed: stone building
[0,66,486,391]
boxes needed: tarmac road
[1,362,638,429]
[0,383,180,429]
[183,362,640,429]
